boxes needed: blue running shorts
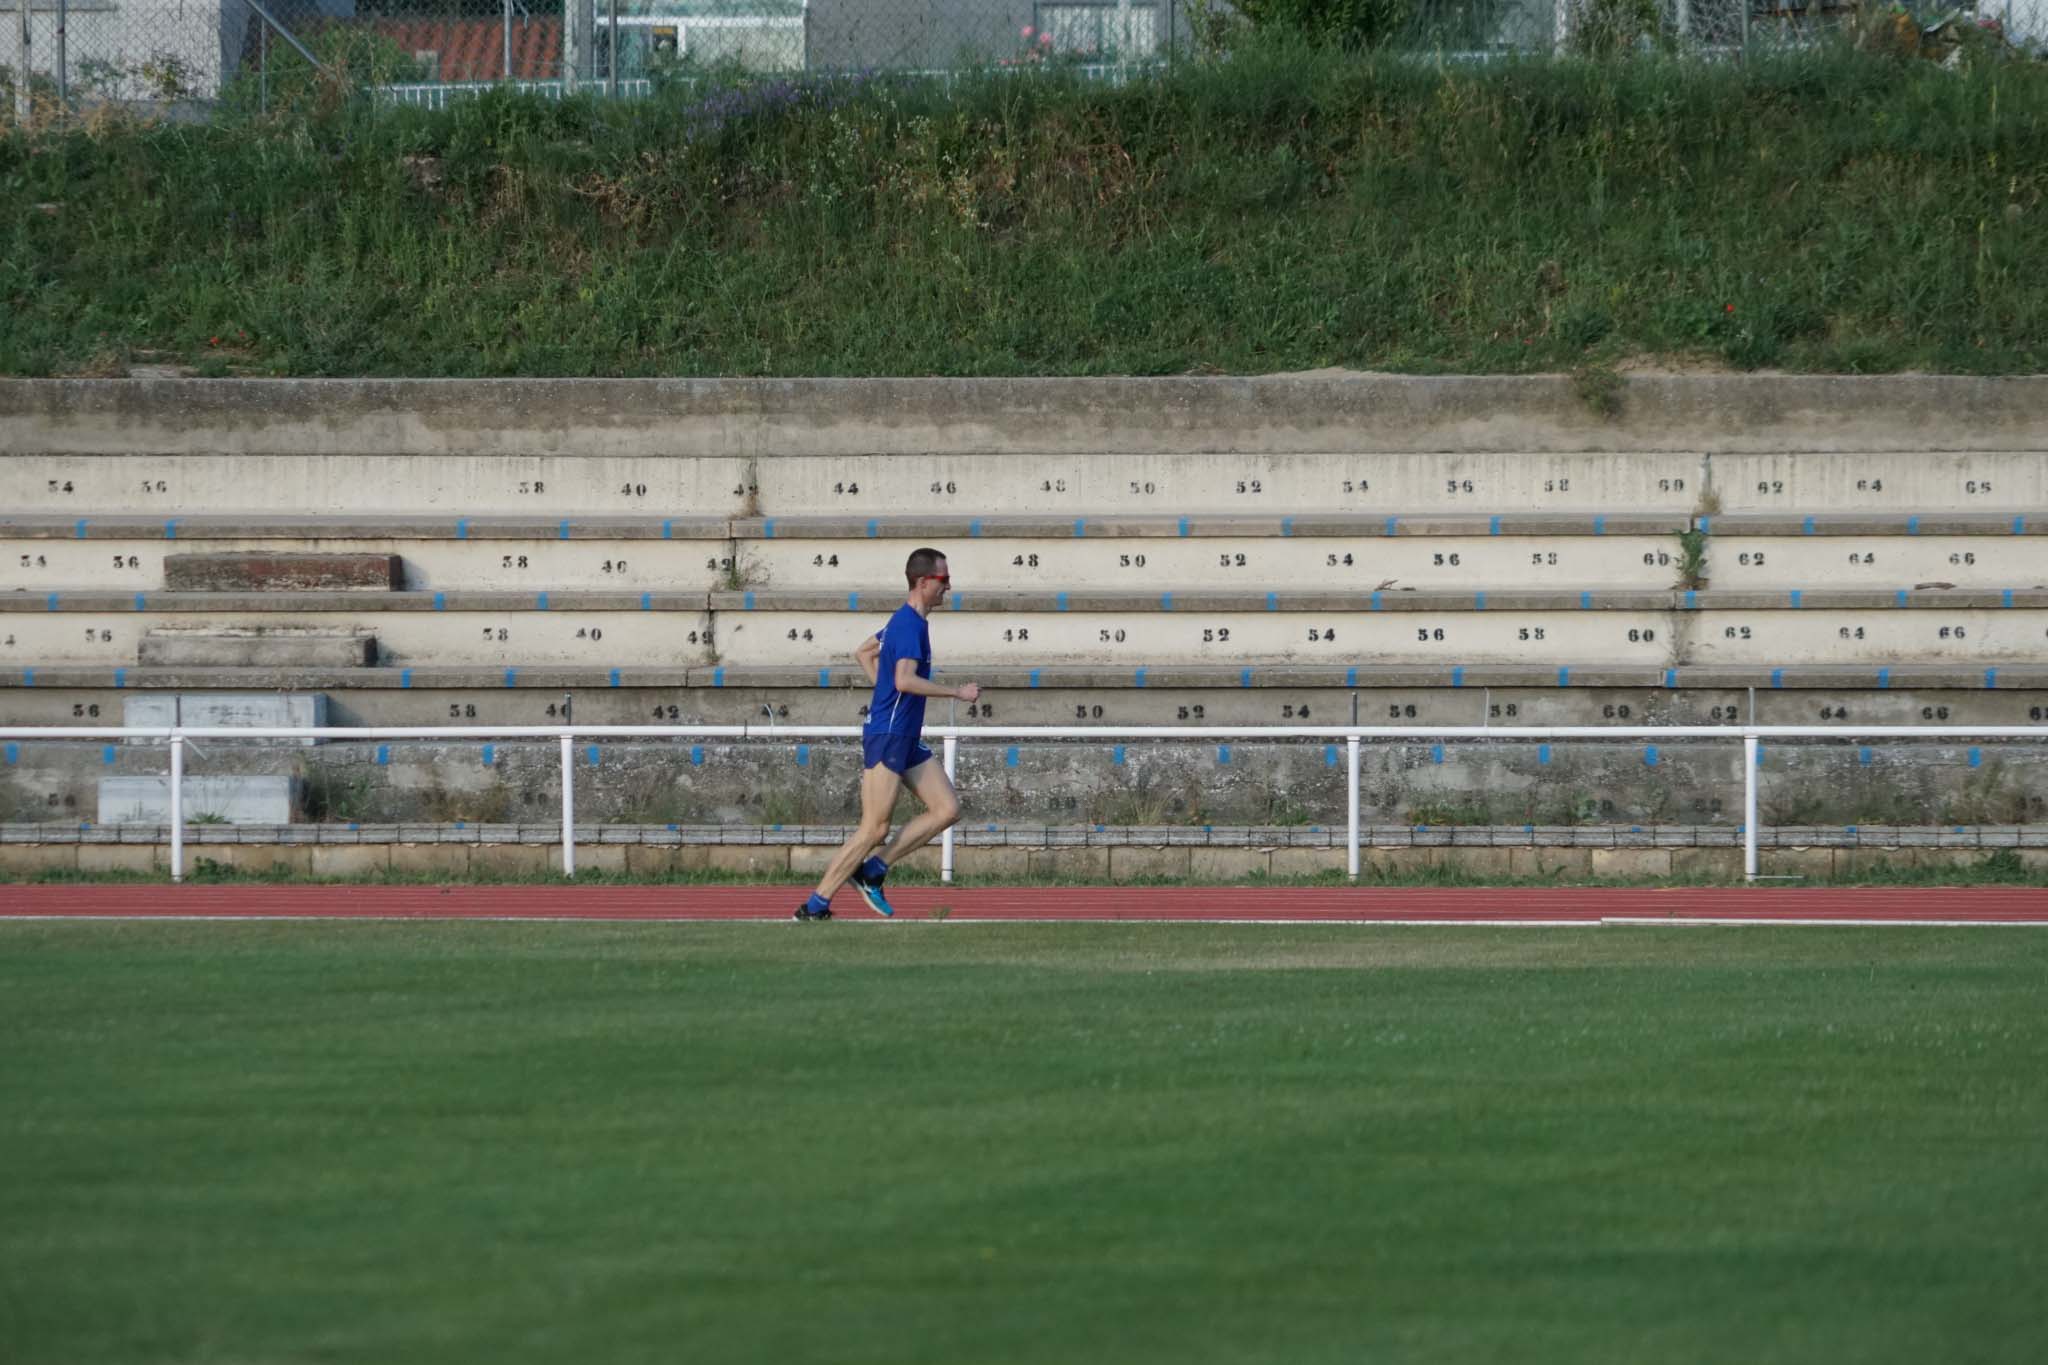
[862,732,934,774]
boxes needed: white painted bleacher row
[4,512,2045,593]
[7,450,2045,514]
[7,594,2048,667]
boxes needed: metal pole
[1346,735,1361,881]
[606,0,617,98]
[54,0,64,111]
[16,0,32,126]
[1742,732,1759,882]
[940,734,958,883]
[169,734,185,882]
[560,733,576,877]
[260,21,267,114]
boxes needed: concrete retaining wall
[6,375,2048,457]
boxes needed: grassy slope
[2,41,2045,378]
[2,922,2044,1363]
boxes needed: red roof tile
[372,17,564,83]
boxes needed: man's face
[919,559,951,607]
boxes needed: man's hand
[955,682,981,703]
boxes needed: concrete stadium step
[12,514,2048,596]
[6,665,2048,733]
[7,588,2048,666]
[8,453,1702,516]
[7,685,2040,732]
[12,449,2044,516]
[1,512,1695,593]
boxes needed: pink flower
[1039,32,1052,43]
[1021,24,1034,37]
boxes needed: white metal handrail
[7,722,2047,886]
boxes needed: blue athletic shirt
[866,604,932,737]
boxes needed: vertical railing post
[502,0,512,84]
[606,0,618,98]
[169,732,185,883]
[1346,734,1361,881]
[1742,732,1759,882]
[940,733,958,883]
[560,733,576,877]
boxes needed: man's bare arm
[854,635,881,686]
[895,656,980,702]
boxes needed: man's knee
[931,797,962,830]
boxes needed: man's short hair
[905,547,946,589]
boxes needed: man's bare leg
[811,763,905,902]
[875,759,962,868]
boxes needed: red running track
[3,884,2048,924]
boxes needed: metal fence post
[503,0,513,84]
[169,733,185,882]
[15,0,31,126]
[560,733,576,877]
[941,734,958,883]
[54,0,64,110]
[1346,735,1361,880]
[1743,732,1759,881]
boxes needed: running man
[796,548,981,920]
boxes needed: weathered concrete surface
[97,775,300,824]
[165,553,402,592]
[11,737,2048,830]
[124,692,329,744]
[137,628,378,668]
[6,376,2047,457]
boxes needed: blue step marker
[1005,746,1019,767]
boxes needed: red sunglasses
[920,573,951,585]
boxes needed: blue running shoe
[850,867,895,918]
[793,893,833,922]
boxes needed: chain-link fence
[6,0,2046,122]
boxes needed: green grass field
[3,924,2044,1363]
